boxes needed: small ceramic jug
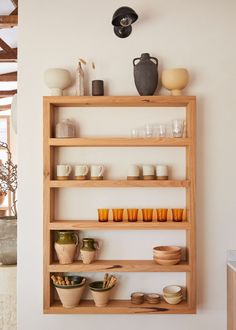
[80,238,99,264]
[54,231,79,264]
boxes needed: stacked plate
[163,285,183,304]
[145,293,161,304]
[153,246,182,265]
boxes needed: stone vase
[0,218,17,265]
[133,53,158,95]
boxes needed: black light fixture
[112,6,138,38]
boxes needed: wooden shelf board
[49,180,189,188]
[49,137,191,147]
[48,260,190,273]
[44,95,196,107]
[44,299,195,314]
[49,220,191,230]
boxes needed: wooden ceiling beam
[0,38,15,54]
[10,0,18,7]
[0,90,17,97]
[10,7,18,16]
[0,104,11,111]
[0,15,18,28]
[0,48,17,62]
[0,72,17,81]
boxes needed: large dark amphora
[133,53,158,96]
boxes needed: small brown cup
[172,208,184,222]
[97,208,109,222]
[112,208,124,222]
[157,208,168,222]
[141,208,153,222]
[127,208,138,222]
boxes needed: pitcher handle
[73,232,79,246]
[133,57,140,66]
[150,57,158,66]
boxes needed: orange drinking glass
[112,208,124,222]
[127,208,138,222]
[156,208,168,222]
[142,208,153,222]
[172,208,184,222]
[97,208,109,222]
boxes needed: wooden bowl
[154,258,180,265]
[153,246,181,254]
[153,251,181,260]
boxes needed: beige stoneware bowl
[163,295,183,305]
[163,285,182,296]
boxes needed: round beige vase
[161,68,189,95]
[44,68,72,96]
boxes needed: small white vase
[44,68,72,96]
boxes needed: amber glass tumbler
[112,208,124,222]
[127,208,138,222]
[172,208,184,222]
[142,208,153,222]
[157,208,168,222]
[97,208,109,222]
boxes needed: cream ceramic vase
[44,68,72,96]
[161,68,189,95]
[54,231,79,264]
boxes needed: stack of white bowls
[153,246,181,265]
[163,285,183,304]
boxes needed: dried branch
[0,141,17,217]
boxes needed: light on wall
[111,6,138,38]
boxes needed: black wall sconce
[111,6,138,38]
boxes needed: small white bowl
[163,285,182,296]
[163,295,183,305]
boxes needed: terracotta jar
[54,231,79,264]
[80,238,99,265]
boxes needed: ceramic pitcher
[80,238,99,264]
[54,231,79,264]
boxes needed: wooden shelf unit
[49,220,191,230]
[43,95,196,314]
[45,299,193,314]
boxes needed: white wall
[18,0,236,329]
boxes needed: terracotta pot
[55,276,86,308]
[89,281,114,307]
[0,193,6,205]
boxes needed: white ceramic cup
[90,165,104,178]
[128,165,140,177]
[156,165,168,178]
[142,165,155,176]
[75,165,89,177]
[56,164,72,178]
